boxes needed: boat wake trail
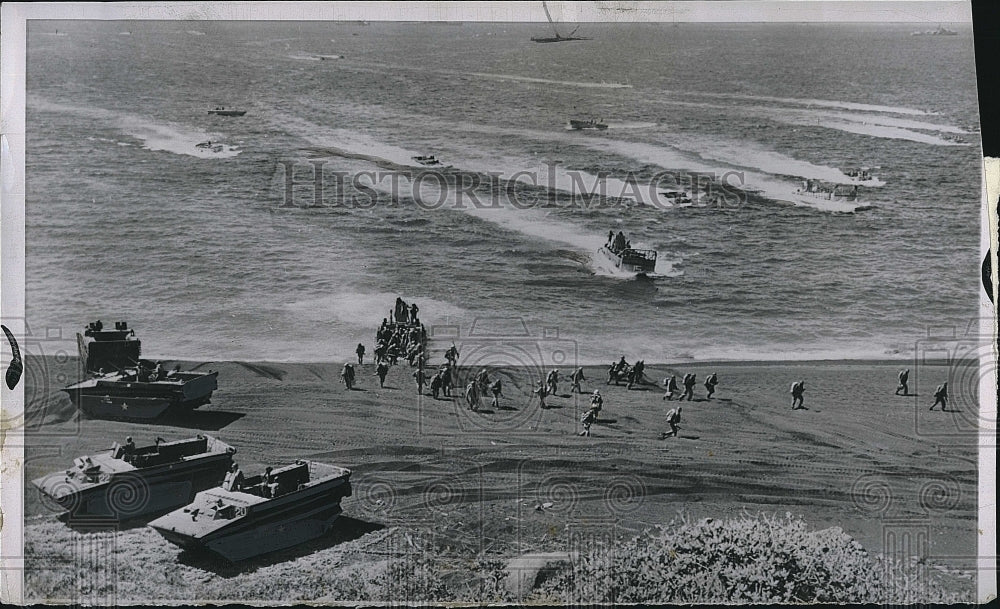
[31,97,241,159]
[681,91,933,116]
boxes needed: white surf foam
[287,291,469,327]
[462,71,632,89]
[683,91,932,116]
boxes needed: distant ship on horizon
[910,25,958,36]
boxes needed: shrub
[536,512,963,604]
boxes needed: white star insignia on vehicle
[121,402,129,410]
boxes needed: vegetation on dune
[24,513,964,604]
[529,513,962,604]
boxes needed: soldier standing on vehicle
[704,373,719,399]
[570,367,586,393]
[930,382,948,411]
[895,369,910,396]
[790,380,805,409]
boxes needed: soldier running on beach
[430,370,443,399]
[356,343,366,365]
[662,375,679,400]
[579,407,598,436]
[534,381,549,409]
[682,373,697,401]
[445,344,459,366]
[929,382,948,411]
[475,368,491,395]
[790,380,805,409]
[704,373,719,399]
[660,406,682,439]
[627,360,645,389]
[465,381,480,411]
[490,378,504,409]
[441,366,453,397]
[607,362,618,385]
[590,389,604,419]
[413,367,426,395]
[341,363,356,390]
[569,367,586,393]
[375,361,389,388]
[896,369,910,396]
[546,369,559,396]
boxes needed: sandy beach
[23,356,977,602]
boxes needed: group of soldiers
[606,357,647,388]
[341,299,428,390]
[344,306,956,443]
[786,369,951,411]
[896,368,950,411]
[662,372,719,401]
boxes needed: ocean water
[24,21,982,364]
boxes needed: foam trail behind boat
[362,173,679,278]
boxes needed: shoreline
[78,356,947,368]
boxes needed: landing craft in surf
[569,118,608,130]
[598,230,657,277]
[411,154,451,169]
[531,1,590,43]
[208,107,247,117]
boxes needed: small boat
[569,118,608,130]
[659,190,693,205]
[795,179,861,201]
[598,230,657,275]
[207,107,247,117]
[32,435,235,520]
[149,460,353,561]
[195,141,226,153]
[317,54,345,60]
[64,321,219,421]
[411,155,449,168]
[844,167,880,184]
